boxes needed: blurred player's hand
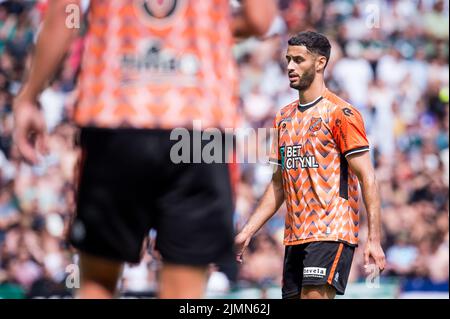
[364,239,386,273]
[234,231,252,263]
[13,96,49,165]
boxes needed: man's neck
[299,81,326,105]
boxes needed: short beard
[290,67,315,91]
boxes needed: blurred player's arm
[346,151,386,272]
[13,0,80,164]
[19,0,80,100]
[235,168,284,262]
[232,0,278,37]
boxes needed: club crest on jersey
[309,117,322,132]
[134,0,186,28]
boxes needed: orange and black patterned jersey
[75,0,238,130]
[270,89,369,246]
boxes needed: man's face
[286,45,317,91]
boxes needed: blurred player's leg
[158,264,208,299]
[300,285,336,299]
[77,252,123,299]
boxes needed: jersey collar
[298,95,323,112]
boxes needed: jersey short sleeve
[331,106,369,157]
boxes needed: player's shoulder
[322,89,362,117]
[274,100,298,125]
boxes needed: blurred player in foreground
[235,31,386,299]
[13,0,276,298]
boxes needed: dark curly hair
[288,31,331,68]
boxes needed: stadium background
[0,0,448,298]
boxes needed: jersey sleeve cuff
[343,146,370,158]
[268,158,282,166]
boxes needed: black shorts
[282,241,355,298]
[69,127,234,266]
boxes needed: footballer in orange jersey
[236,31,386,299]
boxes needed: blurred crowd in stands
[0,0,448,298]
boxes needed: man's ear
[316,56,328,73]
